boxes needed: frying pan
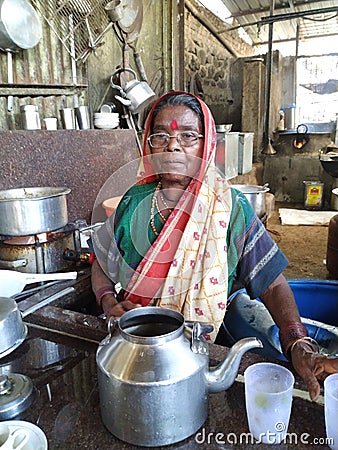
[0,270,77,297]
[0,0,42,110]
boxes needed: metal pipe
[260,6,338,24]
[223,6,338,33]
[21,287,75,317]
[7,51,14,112]
[261,0,276,155]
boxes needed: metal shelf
[0,84,88,97]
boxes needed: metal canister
[303,181,324,210]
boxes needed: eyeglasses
[147,131,204,148]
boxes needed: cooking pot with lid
[231,184,270,218]
[96,306,262,446]
[0,187,71,236]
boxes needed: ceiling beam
[221,6,338,34]
[228,0,334,18]
[260,6,338,24]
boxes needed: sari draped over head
[122,91,232,342]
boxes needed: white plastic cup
[244,362,294,444]
[43,117,58,130]
[324,373,338,450]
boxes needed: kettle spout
[206,337,263,393]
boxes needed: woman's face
[150,105,204,187]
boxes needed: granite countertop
[0,326,330,450]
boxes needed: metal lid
[0,373,34,420]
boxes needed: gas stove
[0,219,107,344]
[0,221,97,274]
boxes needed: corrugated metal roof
[222,0,338,47]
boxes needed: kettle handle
[191,322,214,355]
[107,316,119,340]
[110,68,138,93]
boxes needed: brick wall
[184,1,254,128]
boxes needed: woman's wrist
[101,293,118,311]
[290,336,319,355]
[279,321,309,359]
[95,286,117,308]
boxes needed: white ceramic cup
[324,373,338,450]
[244,362,295,444]
[43,117,58,130]
[0,425,30,450]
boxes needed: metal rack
[30,0,113,62]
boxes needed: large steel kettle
[96,306,262,447]
[110,68,156,114]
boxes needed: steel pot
[231,184,270,218]
[0,287,74,358]
[96,307,262,446]
[0,187,71,236]
[0,297,27,358]
[111,68,156,114]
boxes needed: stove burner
[0,223,81,274]
[0,223,77,243]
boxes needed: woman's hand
[290,341,338,401]
[101,293,141,319]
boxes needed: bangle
[290,336,319,355]
[279,321,308,359]
[95,286,116,308]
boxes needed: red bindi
[170,119,178,130]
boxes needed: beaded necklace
[154,193,167,222]
[150,181,177,236]
[159,190,174,212]
[149,181,162,236]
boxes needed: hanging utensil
[110,68,156,114]
[0,0,42,51]
[0,0,42,111]
[0,270,77,297]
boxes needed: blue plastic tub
[287,279,338,326]
[222,279,338,361]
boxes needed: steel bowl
[0,297,27,358]
[216,124,232,133]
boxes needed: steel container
[0,187,71,236]
[96,307,262,447]
[231,184,270,218]
[96,307,208,446]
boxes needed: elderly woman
[92,91,338,401]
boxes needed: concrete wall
[0,130,137,223]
